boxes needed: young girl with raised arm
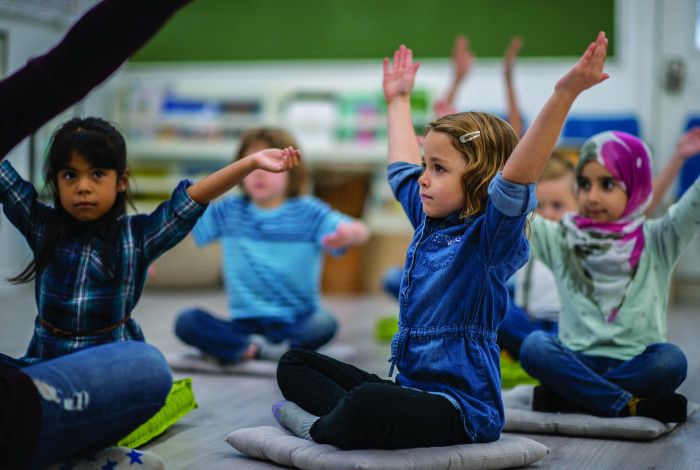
[270,33,608,449]
[0,0,198,466]
[0,118,299,366]
[520,128,700,423]
[174,127,369,364]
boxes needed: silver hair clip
[459,131,481,143]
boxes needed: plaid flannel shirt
[0,159,205,362]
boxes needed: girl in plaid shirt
[0,117,300,365]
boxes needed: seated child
[498,154,577,359]
[1,118,300,365]
[520,128,700,422]
[174,127,369,363]
[271,34,609,449]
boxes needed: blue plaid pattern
[0,160,205,363]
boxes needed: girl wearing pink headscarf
[520,130,700,423]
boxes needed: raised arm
[504,36,524,138]
[0,0,192,159]
[645,127,700,216]
[444,35,474,106]
[187,147,300,204]
[383,45,422,165]
[502,32,609,184]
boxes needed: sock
[48,447,164,470]
[272,400,319,440]
[251,335,291,361]
[532,385,588,413]
[623,392,687,423]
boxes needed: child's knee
[648,343,687,386]
[276,348,314,389]
[125,342,173,406]
[174,309,203,341]
[519,330,554,363]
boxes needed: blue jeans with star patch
[23,341,172,468]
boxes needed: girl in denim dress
[272,33,609,449]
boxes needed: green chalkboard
[133,0,615,62]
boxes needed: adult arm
[0,0,192,158]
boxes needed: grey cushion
[226,425,550,470]
[503,384,699,440]
[167,344,357,376]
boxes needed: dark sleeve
[0,0,192,158]
[0,365,42,469]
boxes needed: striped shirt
[0,159,206,362]
[193,195,350,321]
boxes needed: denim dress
[387,162,536,442]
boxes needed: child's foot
[532,385,588,413]
[624,393,688,423]
[49,447,163,469]
[251,335,291,361]
[271,400,319,440]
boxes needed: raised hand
[676,127,700,160]
[452,35,474,82]
[555,31,609,97]
[252,146,301,173]
[433,99,458,118]
[503,36,523,79]
[383,45,420,103]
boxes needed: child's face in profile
[536,175,578,222]
[57,151,127,222]
[241,140,289,208]
[577,161,628,221]
[418,131,467,218]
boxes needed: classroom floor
[2,285,699,469]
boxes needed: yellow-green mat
[375,315,538,389]
[117,377,197,448]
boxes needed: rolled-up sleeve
[487,172,537,217]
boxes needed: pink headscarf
[561,131,653,321]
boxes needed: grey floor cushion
[226,425,550,470]
[503,384,699,440]
[167,344,357,376]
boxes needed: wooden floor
[2,285,700,469]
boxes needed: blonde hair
[426,112,519,218]
[539,151,575,183]
[235,127,308,197]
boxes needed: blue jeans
[382,266,403,300]
[17,341,172,468]
[497,300,558,360]
[174,307,338,362]
[520,331,687,416]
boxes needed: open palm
[555,32,609,96]
[383,45,420,103]
[676,127,700,160]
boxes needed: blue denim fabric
[520,331,687,416]
[497,298,558,359]
[387,163,536,442]
[22,341,172,468]
[174,307,338,362]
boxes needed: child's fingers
[383,57,390,77]
[393,48,400,71]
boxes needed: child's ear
[117,168,130,192]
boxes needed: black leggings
[276,349,469,449]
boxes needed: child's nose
[76,177,91,192]
[418,172,428,187]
